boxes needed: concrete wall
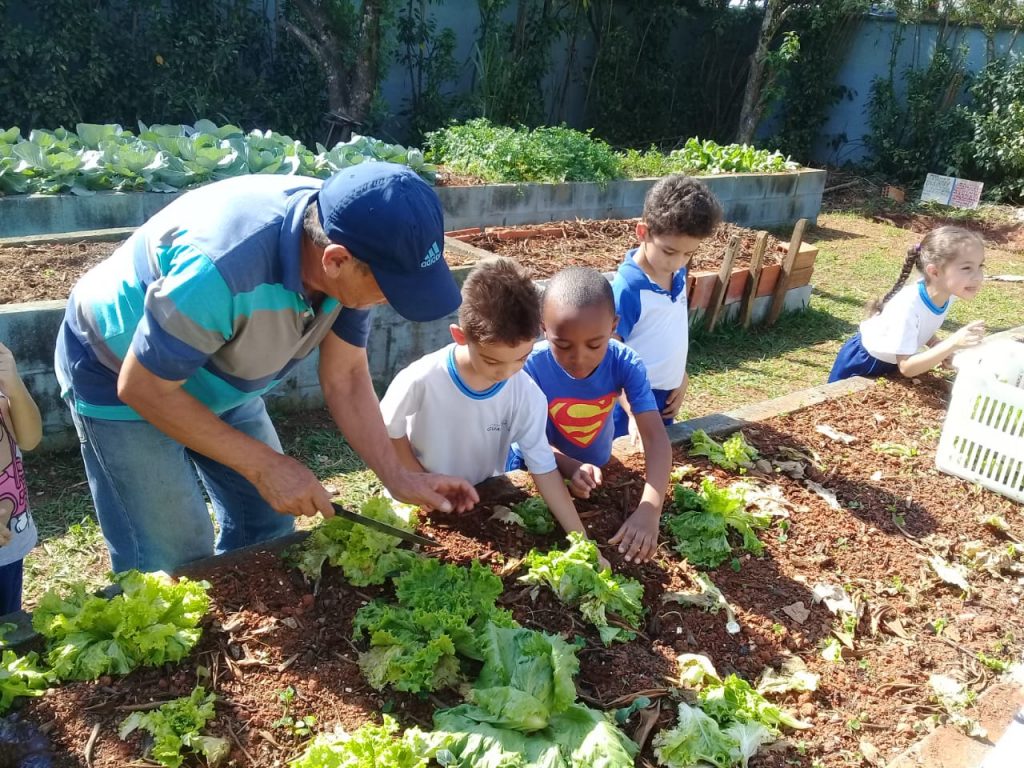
[810,18,1024,166]
[0,169,825,238]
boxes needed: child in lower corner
[829,226,986,382]
[612,174,724,438]
[510,266,672,564]
[0,342,41,615]
[380,257,604,564]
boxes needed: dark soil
[18,375,1024,767]
[0,219,786,304]
[451,219,787,279]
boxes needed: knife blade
[330,502,438,547]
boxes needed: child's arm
[552,447,602,499]
[0,343,41,451]
[608,410,670,563]
[897,320,985,378]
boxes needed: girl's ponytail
[867,245,920,316]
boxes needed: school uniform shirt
[523,340,658,466]
[380,344,557,485]
[55,175,370,420]
[612,249,689,391]
[859,280,953,364]
[0,395,38,567]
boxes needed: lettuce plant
[32,570,210,681]
[520,532,644,645]
[119,686,228,768]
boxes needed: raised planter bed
[444,218,818,323]
[7,373,1023,767]
[0,169,827,238]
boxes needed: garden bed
[15,375,1023,767]
[446,218,818,318]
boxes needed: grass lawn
[19,209,1024,608]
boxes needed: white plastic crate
[936,339,1024,503]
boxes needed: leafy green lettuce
[699,674,812,732]
[0,649,49,713]
[289,715,432,768]
[119,686,228,768]
[664,479,771,568]
[32,570,210,681]
[427,702,638,768]
[293,496,420,586]
[353,558,516,693]
[520,532,644,645]
[466,624,579,732]
[688,430,759,472]
[512,497,557,534]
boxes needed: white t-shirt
[612,252,689,390]
[860,280,953,364]
[380,344,557,485]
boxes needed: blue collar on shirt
[917,280,949,315]
[619,248,687,301]
[279,188,321,299]
[447,346,507,400]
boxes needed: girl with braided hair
[829,226,987,383]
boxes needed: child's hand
[608,500,661,563]
[597,552,612,571]
[661,376,687,421]
[0,343,20,392]
[568,463,602,499]
[949,320,986,351]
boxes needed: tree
[278,0,388,140]
[735,0,867,145]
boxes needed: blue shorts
[613,388,674,438]
[0,560,24,616]
[828,333,898,383]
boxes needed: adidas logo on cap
[420,241,442,268]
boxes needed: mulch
[19,374,1024,768]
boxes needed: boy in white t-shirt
[381,257,592,544]
[612,175,723,437]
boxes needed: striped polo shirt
[55,174,370,420]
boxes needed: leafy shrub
[956,55,1024,201]
[866,45,973,182]
[425,118,623,183]
[0,121,435,196]
[0,650,49,713]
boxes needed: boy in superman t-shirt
[509,267,671,563]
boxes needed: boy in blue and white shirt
[612,175,723,438]
[512,267,671,564]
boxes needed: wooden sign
[920,173,984,209]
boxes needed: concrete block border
[0,169,826,238]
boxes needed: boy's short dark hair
[642,174,723,238]
[460,256,540,345]
[542,266,615,317]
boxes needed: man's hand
[0,343,20,393]
[568,463,603,499]
[608,500,661,563]
[247,452,334,518]
[386,470,479,513]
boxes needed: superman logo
[548,394,617,447]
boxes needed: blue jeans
[67,397,294,574]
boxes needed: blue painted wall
[809,18,1024,166]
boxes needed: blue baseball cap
[317,162,460,322]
